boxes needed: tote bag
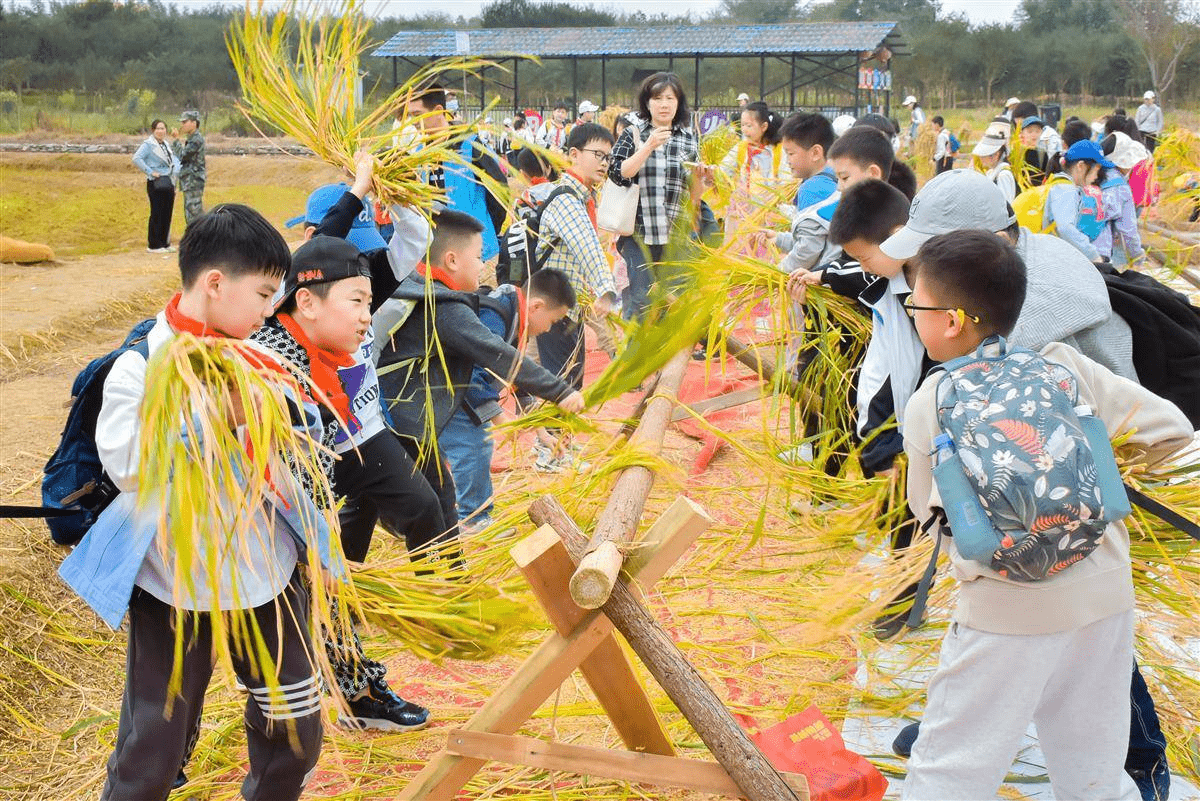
[597,124,641,236]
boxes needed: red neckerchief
[529,176,550,186]
[164,292,235,338]
[276,313,355,427]
[514,286,528,347]
[565,170,598,230]
[415,261,467,292]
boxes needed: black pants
[103,577,321,801]
[145,179,175,249]
[1141,132,1159,154]
[334,429,460,565]
[536,316,585,390]
[935,156,954,174]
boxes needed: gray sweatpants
[903,609,1141,800]
[101,576,322,801]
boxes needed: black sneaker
[339,680,431,732]
[892,721,920,758]
[172,770,188,790]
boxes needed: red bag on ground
[738,706,886,801]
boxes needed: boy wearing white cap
[971,123,1016,202]
[576,99,599,124]
[1135,90,1163,153]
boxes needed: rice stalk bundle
[137,334,352,703]
[227,0,511,211]
[698,124,741,217]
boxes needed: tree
[810,0,939,27]
[718,0,806,24]
[480,0,616,28]
[1112,0,1200,98]
[973,23,1017,106]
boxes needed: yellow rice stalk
[137,335,353,710]
[227,0,511,212]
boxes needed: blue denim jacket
[59,409,347,630]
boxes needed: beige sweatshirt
[903,342,1194,636]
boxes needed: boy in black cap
[249,233,432,732]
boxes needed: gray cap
[880,169,1015,260]
[179,109,200,122]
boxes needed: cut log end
[569,541,624,609]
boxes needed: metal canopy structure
[372,21,907,118]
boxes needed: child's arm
[462,304,510,425]
[95,351,149,493]
[439,303,583,411]
[1114,188,1145,261]
[778,214,830,274]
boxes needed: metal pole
[479,64,486,114]
[790,55,796,111]
[853,56,861,116]
[514,58,520,112]
[392,56,397,88]
[759,56,765,100]
[668,55,674,73]
[694,55,700,110]
[572,58,579,116]
[601,57,607,110]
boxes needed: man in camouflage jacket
[172,110,206,224]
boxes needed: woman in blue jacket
[131,119,180,252]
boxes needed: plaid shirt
[608,118,698,246]
[536,171,616,320]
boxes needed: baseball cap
[972,132,1007,157]
[578,99,599,114]
[179,110,200,122]
[1063,139,1115,169]
[1144,90,1156,99]
[285,183,387,253]
[277,235,372,308]
[880,169,1014,261]
[1005,96,1020,108]
[902,95,916,106]
[737,92,750,101]
[1020,115,1045,130]
[832,114,857,136]
[1104,131,1149,170]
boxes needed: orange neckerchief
[276,313,355,430]
[415,261,467,292]
[164,292,235,339]
[565,170,598,230]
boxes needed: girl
[1096,131,1147,266]
[131,119,180,253]
[718,101,790,256]
[902,95,925,147]
[1046,139,1113,263]
[608,72,700,320]
[972,128,1016,202]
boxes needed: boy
[59,205,338,801]
[373,211,585,530]
[930,116,953,174]
[444,268,578,530]
[406,83,507,261]
[537,102,572,152]
[534,122,619,389]
[900,230,1192,799]
[779,112,837,212]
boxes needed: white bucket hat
[1106,131,1150,170]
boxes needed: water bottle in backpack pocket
[930,336,1130,582]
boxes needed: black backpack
[38,319,155,544]
[495,185,576,286]
[1097,263,1200,427]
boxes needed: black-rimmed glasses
[902,299,981,324]
[581,148,612,164]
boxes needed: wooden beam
[570,348,692,609]
[398,497,709,801]
[512,525,674,756]
[445,731,810,799]
[529,496,802,801]
[670,385,764,422]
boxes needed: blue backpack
[40,319,155,545]
[948,132,960,153]
[929,337,1130,582]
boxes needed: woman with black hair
[718,100,789,255]
[607,71,700,320]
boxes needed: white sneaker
[532,442,590,473]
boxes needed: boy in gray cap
[172,110,206,224]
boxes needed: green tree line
[1,0,1197,125]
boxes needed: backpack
[41,319,155,545]
[495,185,575,286]
[929,336,1130,582]
[1097,263,1200,427]
[1012,174,1071,234]
[948,132,960,153]
[1077,184,1107,241]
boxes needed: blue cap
[1064,139,1115,169]
[1020,116,1045,130]
[286,183,387,253]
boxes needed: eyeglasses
[902,299,981,324]
[581,148,612,164]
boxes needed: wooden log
[569,347,692,608]
[530,495,802,801]
[445,731,810,799]
[723,333,819,407]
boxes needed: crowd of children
[51,75,1196,801]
